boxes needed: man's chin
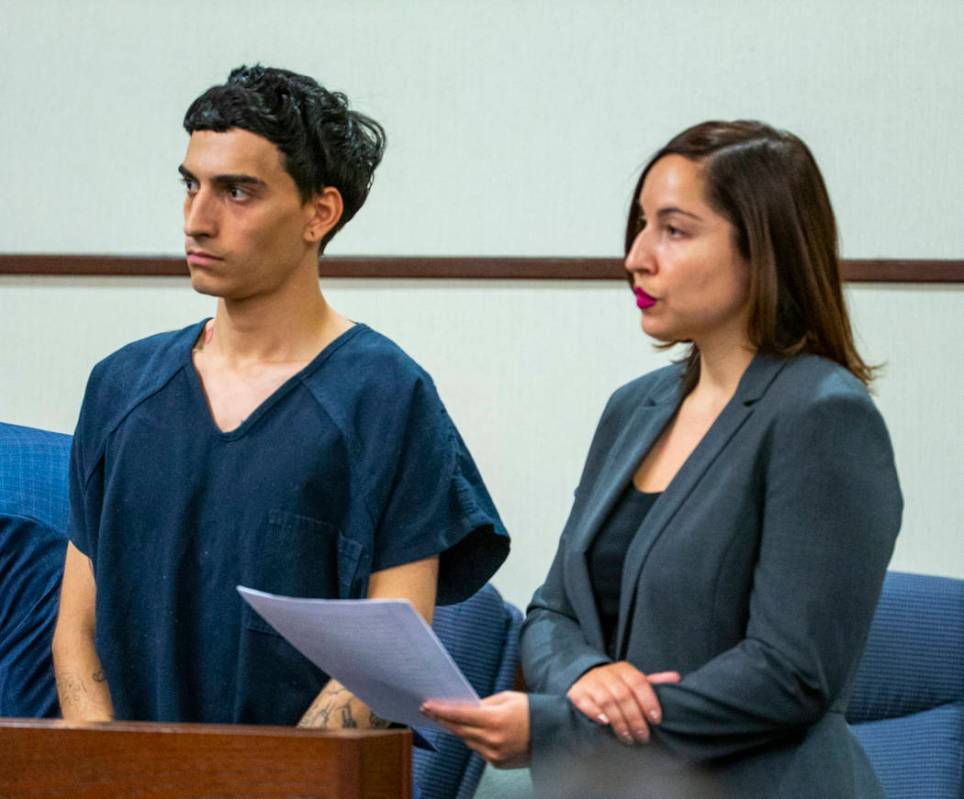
[189,277,223,298]
[190,275,261,303]
[188,269,233,299]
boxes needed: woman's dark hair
[184,64,386,252]
[625,120,875,391]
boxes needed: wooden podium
[0,719,411,799]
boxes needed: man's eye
[227,186,250,201]
[635,217,647,235]
[181,178,198,194]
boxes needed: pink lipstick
[634,287,657,310]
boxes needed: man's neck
[204,268,351,366]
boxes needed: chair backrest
[413,584,523,799]
[847,571,964,799]
[0,422,71,718]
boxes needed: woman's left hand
[421,691,530,768]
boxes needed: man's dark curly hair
[183,64,386,251]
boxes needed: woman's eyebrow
[656,206,703,222]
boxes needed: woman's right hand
[567,662,680,744]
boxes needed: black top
[587,484,661,656]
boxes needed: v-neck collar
[184,319,367,441]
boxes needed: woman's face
[625,154,751,351]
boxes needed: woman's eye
[667,224,685,238]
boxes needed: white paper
[237,586,479,731]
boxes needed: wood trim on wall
[1,254,963,282]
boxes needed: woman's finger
[647,670,681,685]
[421,700,487,728]
[592,678,646,744]
[606,675,652,743]
[567,663,680,744]
[568,691,610,725]
[619,667,666,726]
[428,714,485,742]
[570,669,646,742]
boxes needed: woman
[422,121,902,797]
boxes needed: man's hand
[298,679,390,729]
[421,691,530,768]
[567,662,680,744]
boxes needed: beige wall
[1,276,961,609]
[1,0,962,609]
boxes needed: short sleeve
[369,379,509,605]
[67,373,106,562]
[67,436,92,557]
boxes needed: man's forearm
[298,557,439,730]
[53,642,114,721]
[298,679,390,729]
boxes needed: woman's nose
[624,229,655,274]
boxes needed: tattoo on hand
[368,711,391,729]
[300,703,334,728]
[340,703,358,728]
[300,689,390,730]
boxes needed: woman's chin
[640,316,674,342]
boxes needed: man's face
[180,128,317,300]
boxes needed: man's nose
[184,190,217,239]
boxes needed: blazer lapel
[613,353,790,657]
[566,374,683,649]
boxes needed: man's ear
[305,187,344,245]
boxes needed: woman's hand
[420,691,530,768]
[567,662,680,744]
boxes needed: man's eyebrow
[212,173,267,189]
[177,165,267,189]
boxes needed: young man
[52,66,509,730]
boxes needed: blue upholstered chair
[0,422,71,718]
[847,571,964,799]
[414,584,524,799]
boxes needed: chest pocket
[242,509,367,635]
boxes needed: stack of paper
[238,586,479,731]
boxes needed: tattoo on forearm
[55,672,89,705]
[92,669,107,683]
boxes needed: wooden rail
[1,255,962,282]
[0,718,411,799]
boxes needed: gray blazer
[522,353,902,798]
